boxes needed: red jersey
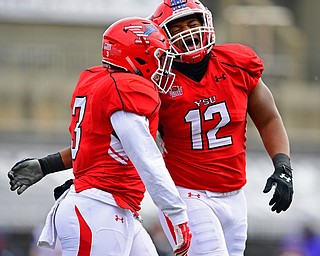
[159,44,264,192]
[69,66,160,213]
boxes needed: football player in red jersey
[9,17,192,256]
[9,1,293,255]
[150,0,293,255]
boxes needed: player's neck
[173,53,210,82]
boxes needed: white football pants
[159,186,247,256]
[54,186,158,256]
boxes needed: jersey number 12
[185,102,232,150]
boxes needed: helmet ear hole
[134,58,152,74]
[135,58,147,65]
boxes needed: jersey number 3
[71,97,87,160]
[185,102,232,150]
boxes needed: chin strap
[125,56,142,76]
[179,46,211,64]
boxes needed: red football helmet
[102,17,175,93]
[152,0,215,64]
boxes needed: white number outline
[184,102,232,150]
[71,96,87,160]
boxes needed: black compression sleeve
[38,152,66,176]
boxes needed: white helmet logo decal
[124,25,158,45]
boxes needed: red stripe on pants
[75,205,92,256]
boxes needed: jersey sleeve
[75,70,160,138]
[235,44,264,78]
[111,111,189,226]
[106,73,160,119]
[216,44,264,93]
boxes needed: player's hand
[173,222,192,256]
[263,165,293,213]
[155,130,167,154]
[8,158,44,195]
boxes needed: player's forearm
[39,147,72,175]
[59,147,73,169]
[249,79,290,158]
[259,117,290,158]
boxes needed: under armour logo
[188,192,201,198]
[115,215,124,223]
[280,173,292,183]
[214,74,226,82]
[124,25,157,45]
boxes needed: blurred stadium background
[0,0,319,255]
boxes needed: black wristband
[272,153,292,169]
[38,152,66,176]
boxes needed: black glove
[8,158,44,195]
[263,153,293,213]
